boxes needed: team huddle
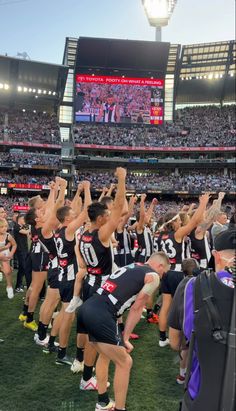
[0,168,234,411]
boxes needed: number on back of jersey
[161,239,176,258]
[80,243,99,267]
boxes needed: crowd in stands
[0,109,61,145]
[74,169,236,192]
[0,195,28,215]
[0,152,60,167]
[74,105,236,147]
[0,172,51,185]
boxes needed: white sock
[180,367,187,377]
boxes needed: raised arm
[66,181,91,240]
[106,183,116,197]
[145,198,158,224]
[99,167,127,244]
[98,187,108,202]
[118,195,137,230]
[196,192,225,235]
[42,178,68,238]
[70,183,84,215]
[136,194,146,233]
[175,193,210,242]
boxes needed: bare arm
[42,178,67,238]
[136,194,146,233]
[99,167,127,244]
[98,187,108,202]
[118,196,137,231]
[8,234,17,258]
[0,243,11,252]
[70,183,83,214]
[196,192,225,234]
[145,198,158,224]
[19,228,30,235]
[175,193,210,242]
[123,273,160,351]
[66,181,91,240]
[44,181,57,217]
[106,183,116,197]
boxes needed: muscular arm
[42,179,67,238]
[136,194,146,233]
[66,181,91,241]
[123,273,160,345]
[70,183,84,215]
[145,198,158,224]
[99,168,127,244]
[175,193,210,242]
[98,187,108,202]
[197,192,225,235]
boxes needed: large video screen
[75,74,164,125]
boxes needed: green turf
[0,276,182,411]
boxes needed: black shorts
[134,250,149,264]
[48,268,59,289]
[31,252,49,272]
[82,278,99,302]
[114,252,133,268]
[59,280,75,303]
[77,294,124,346]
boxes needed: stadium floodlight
[23,87,28,92]
[0,83,3,89]
[32,88,36,93]
[48,91,52,95]
[215,73,219,79]
[52,91,56,96]
[38,89,42,94]
[43,90,47,94]
[142,0,178,41]
[208,73,213,80]
[4,84,9,90]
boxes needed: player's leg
[2,261,14,298]
[158,293,172,347]
[36,287,60,345]
[24,270,47,331]
[95,342,132,411]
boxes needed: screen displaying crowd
[75,74,164,125]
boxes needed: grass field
[0,275,182,411]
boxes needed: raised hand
[115,167,127,180]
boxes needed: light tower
[142,0,178,41]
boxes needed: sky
[0,0,235,64]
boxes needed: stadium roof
[176,40,235,104]
[180,40,235,79]
[0,55,69,104]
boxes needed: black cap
[214,229,236,251]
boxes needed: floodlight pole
[155,27,162,42]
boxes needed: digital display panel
[75,74,164,125]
